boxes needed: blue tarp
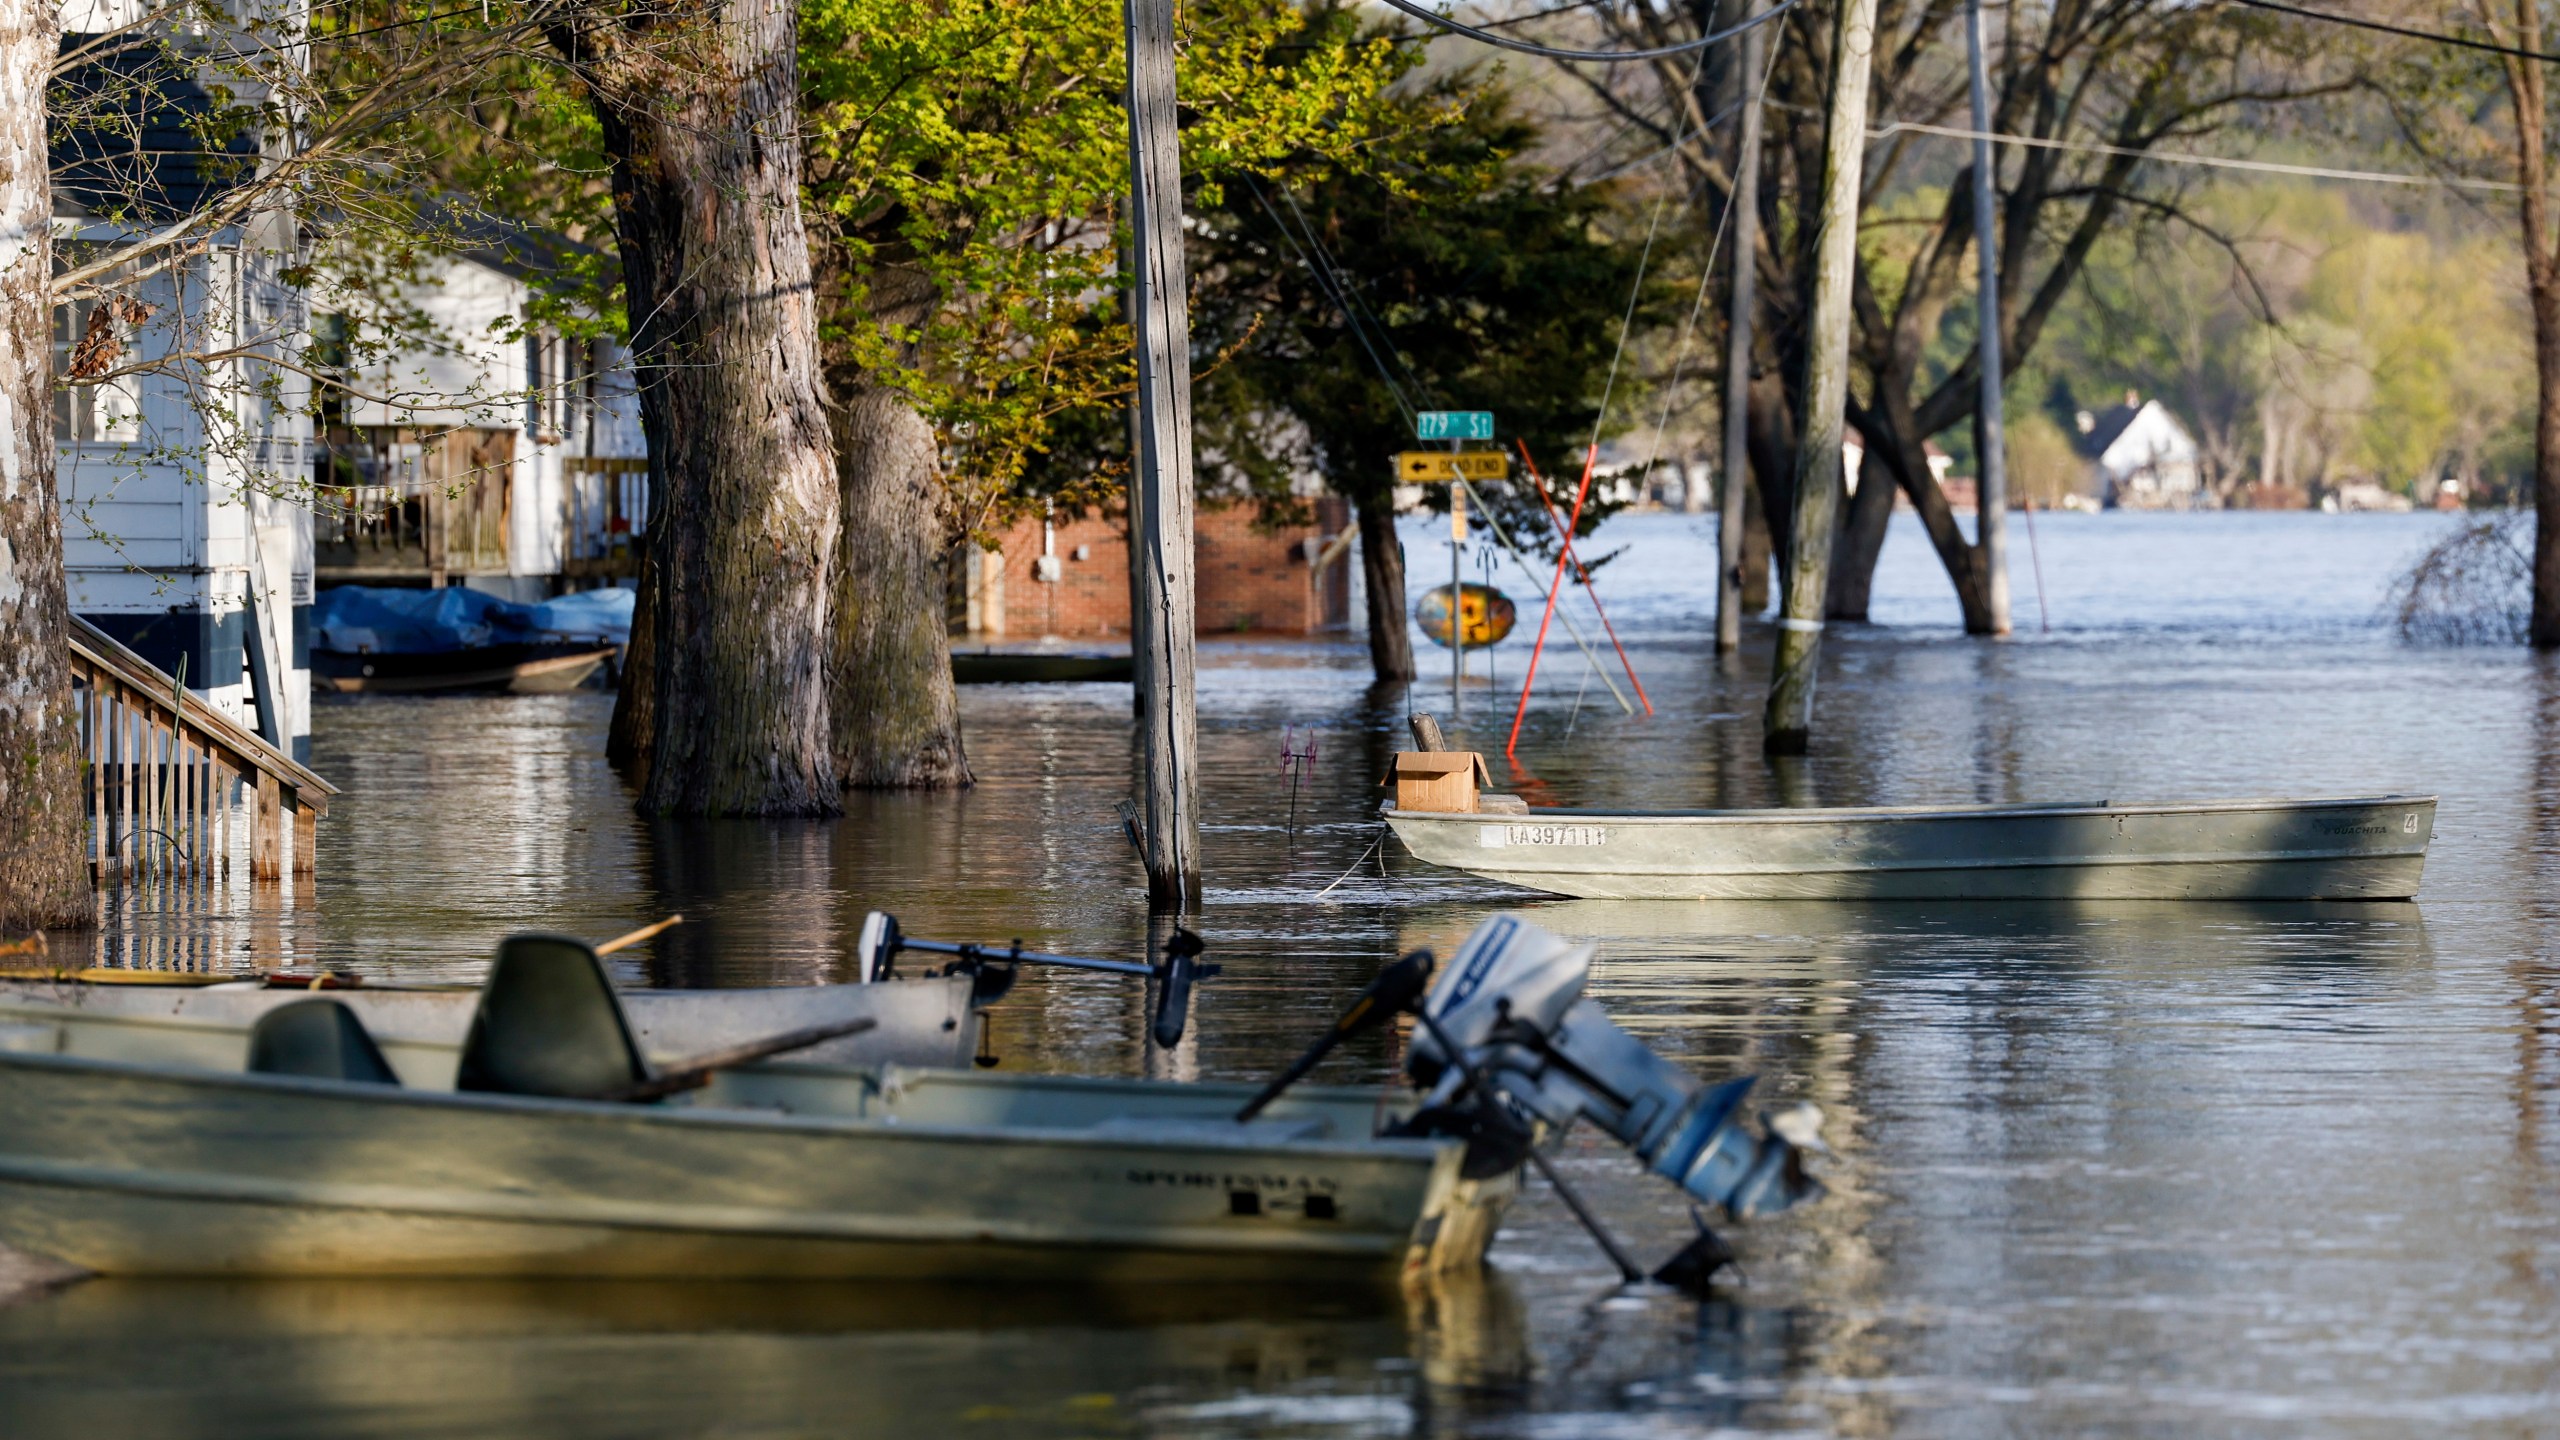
[315,585,634,655]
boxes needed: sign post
[1413,412,1493,720]
[1450,482,1465,714]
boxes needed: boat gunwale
[1382,793,2438,826]
[1379,847,2431,879]
[0,1049,1452,1166]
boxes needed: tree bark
[830,382,970,787]
[1827,444,1894,619]
[0,0,89,930]
[552,0,841,815]
[1355,489,1415,682]
[1746,364,1797,589]
[606,543,656,784]
[2504,1,2560,648]
[1739,475,1772,613]
[2533,285,2560,648]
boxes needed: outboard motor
[1404,914,1824,1220]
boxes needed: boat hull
[313,644,616,695]
[0,1055,1511,1281]
[1382,795,2435,901]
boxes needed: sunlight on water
[8,513,2556,1438]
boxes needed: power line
[1583,45,1716,463]
[1374,0,1794,65]
[1869,119,2530,193]
[2219,0,2560,66]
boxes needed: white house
[53,0,317,759]
[2073,394,2201,508]
[319,216,650,602]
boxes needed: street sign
[1416,411,1494,441]
[1397,451,1508,483]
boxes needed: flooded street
[6,511,2556,1436]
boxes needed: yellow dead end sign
[1397,451,1508,483]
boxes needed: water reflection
[16,513,2560,1436]
[0,1275,1455,1440]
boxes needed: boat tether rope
[1312,825,1391,902]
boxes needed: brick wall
[975,497,1350,638]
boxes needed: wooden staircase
[67,616,337,883]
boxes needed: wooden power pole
[1764,0,1877,753]
[1124,0,1201,908]
[1716,0,1767,655]
[1965,0,2011,636]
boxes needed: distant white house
[2073,394,2200,508]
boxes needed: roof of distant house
[50,36,264,222]
[2071,401,2147,460]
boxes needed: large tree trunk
[2534,284,2560,649]
[830,382,970,786]
[1827,444,1895,619]
[807,233,967,788]
[555,0,841,815]
[1746,365,1797,591]
[0,0,88,930]
[606,543,657,784]
[1354,489,1415,682]
[1739,476,1772,613]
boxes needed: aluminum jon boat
[1383,793,2437,901]
[0,918,1822,1282]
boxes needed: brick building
[960,497,1353,639]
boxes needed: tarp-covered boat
[313,586,632,694]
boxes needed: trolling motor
[854,911,1215,1047]
[1240,913,1824,1292]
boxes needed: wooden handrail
[67,613,336,810]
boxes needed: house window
[310,311,349,433]
[51,293,144,444]
[527,331,581,444]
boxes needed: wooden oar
[604,1015,878,1103]
[596,915,684,956]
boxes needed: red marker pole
[1518,448,1652,717]
[1505,442,1599,759]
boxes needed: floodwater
[6,510,2557,1437]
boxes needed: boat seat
[246,1000,402,1086]
[455,933,651,1100]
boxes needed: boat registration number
[1482,824,1609,849]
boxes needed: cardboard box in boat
[1390,751,1491,814]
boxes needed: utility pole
[1966,0,2011,635]
[1764,0,1876,754]
[1124,0,1200,909]
[1716,0,1767,655]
